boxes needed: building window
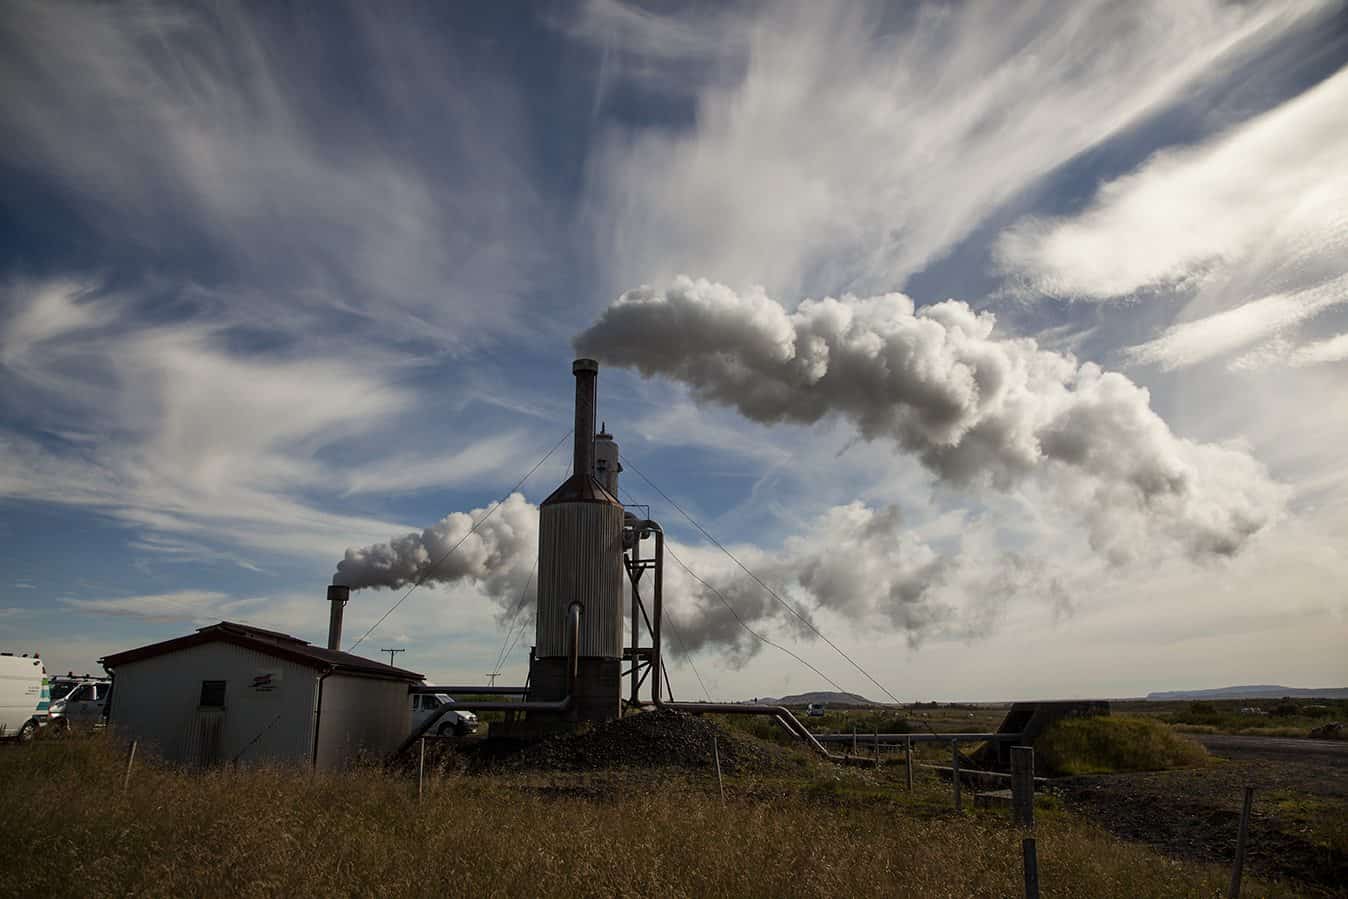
[199,680,226,708]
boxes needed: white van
[0,653,49,742]
[411,693,478,736]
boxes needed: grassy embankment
[0,734,1300,898]
[1034,715,1210,777]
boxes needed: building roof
[540,471,622,507]
[99,621,424,681]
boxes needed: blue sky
[2,0,1346,699]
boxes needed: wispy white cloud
[1127,274,1348,370]
[0,2,548,343]
[0,279,464,560]
[997,65,1348,302]
[582,0,1320,299]
[1292,332,1348,366]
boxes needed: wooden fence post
[1228,786,1254,898]
[951,739,961,811]
[1011,745,1035,828]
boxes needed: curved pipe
[394,602,584,756]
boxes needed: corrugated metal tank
[535,485,625,659]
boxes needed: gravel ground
[1054,757,1348,895]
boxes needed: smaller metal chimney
[572,358,598,479]
[327,584,350,651]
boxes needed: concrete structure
[100,622,422,770]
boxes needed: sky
[1,0,1346,701]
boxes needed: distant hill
[755,691,877,706]
[1146,685,1348,701]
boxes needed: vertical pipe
[906,737,914,791]
[572,359,598,479]
[629,548,640,708]
[1229,786,1254,898]
[651,527,664,705]
[568,603,582,689]
[326,585,350,651]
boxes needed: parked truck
[0,653,49,742]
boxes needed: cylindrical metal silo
[527,359,625,723]
[535,500,624,657]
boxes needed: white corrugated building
[100,622,421,770]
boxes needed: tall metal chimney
[573,358,598,478]
[327,584,350,651]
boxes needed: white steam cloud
[333,493,537,615]
[662,502,1065,663]
[334,493,1052,657]
[575,277,1282,562]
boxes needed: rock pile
[498,709,798,774]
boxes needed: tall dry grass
[0,735,1295,898]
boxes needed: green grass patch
[1036,715,1210,776]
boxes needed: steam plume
[575,277,1281,561]
[334,493,1052,658]
[333,493,537,614]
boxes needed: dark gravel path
[1054,759,1347,895]
[1195,734,1348,768]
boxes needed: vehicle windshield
[50,683,76,701]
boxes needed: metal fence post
[1228,786,1254,898]
[905,736,913,791]
[951,739,961,811]
[713,735,725,806]
[1022,836,1040,899]
[122,740,138,794]
[874,727,880,768]
[417,737,426,802]
[1011,746,1035,828]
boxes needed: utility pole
[381,648,405,668]
[485,671,501,686]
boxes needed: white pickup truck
[410,693,478,737]
[47,676,110,733]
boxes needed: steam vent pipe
[326,584,349,651]
[573,358,598,479]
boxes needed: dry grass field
[0,733,1310,899]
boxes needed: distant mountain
[754,691,877,706]
[1146,685,1348,701]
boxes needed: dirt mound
[495,709,800,774]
